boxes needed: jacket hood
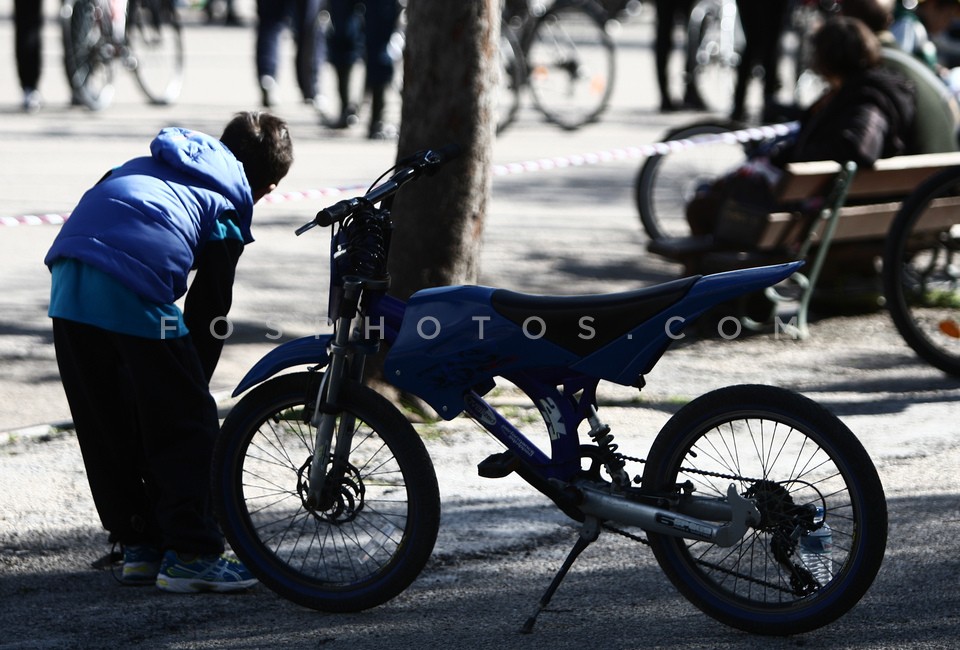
[150,127,255,240]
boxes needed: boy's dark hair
[220,111,294,192]
[812,16,882,79]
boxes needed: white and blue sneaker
[155,550,258,593]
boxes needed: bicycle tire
[497,23,525,135]
[686,0,742,115]
[641,385,887,636]
[525,0,615,130]
[882,166,960,377]
[213,372,441,612]
[635,119,747,242]
[60,0,116,111]
[127,0,184,105]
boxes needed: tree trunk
[368,0,499,418]
[388,0,500,298]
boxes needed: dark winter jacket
[44,128,254,305]
[775,66,917,168]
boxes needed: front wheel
[127,0,184,105]
[882,165,960,377]
[635,120,748,242]
[641,385,887,636]
[213,371,441,612]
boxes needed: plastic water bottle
[799,506,833,585]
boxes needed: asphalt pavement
[1,3,959,649]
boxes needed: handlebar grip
[315,198,360,228]
[295,197,354,234]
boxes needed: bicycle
[685,0,835,118]
[883,164,960,377]
[60,0,184,111]
[497,0,616,134]
[636,120,960,378]
[211,146,887,635]
[685,0,743,115]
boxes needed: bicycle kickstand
[520,516,601,634]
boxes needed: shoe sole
[156,576,258,593]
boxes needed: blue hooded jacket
[44,127,254,305]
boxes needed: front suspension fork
[305,278,372,510]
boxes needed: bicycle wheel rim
[128,0,184,105]
[884,170,960,377]
[215,373,440,611]
[642,385,886,635]
[526,1,615,130]
[636,121,747,241]
[497,25,525,134]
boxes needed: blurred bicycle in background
[497,0,617,133]
[60,0,184,111]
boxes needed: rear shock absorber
[586,406,630,489]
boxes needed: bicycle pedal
[477,451,520,479]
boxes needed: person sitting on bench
[842,0,960,153]
[686,15,917,238]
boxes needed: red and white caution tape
[260,183,367,204]
[3,122,799,226]
[492,121,799,176]
[0,213,69,227]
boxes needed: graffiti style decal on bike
[538,397,566,440]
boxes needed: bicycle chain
[616,452,767,485]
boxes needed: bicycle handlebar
[296,144,461,235]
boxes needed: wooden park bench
[647,150,960,337]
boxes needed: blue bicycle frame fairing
[232,334,335,396]
[231,293,408,396]
[384,285,581,419]
[384,262,802,419]
[460,369,606,480]
[234,261,801,419]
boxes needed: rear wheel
[497,22,525,135]
[883,166,960,377]
[642,385,887,635]
[213,372,441,612]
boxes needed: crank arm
[577,483,760,547]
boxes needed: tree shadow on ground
[0,494,956,649]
